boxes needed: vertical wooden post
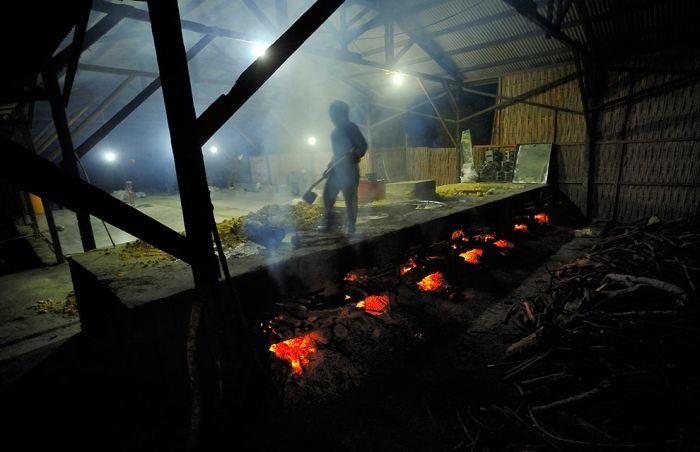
[147,1,221,446]
[42,66,96,251]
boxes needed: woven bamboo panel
[494,64,585,145]
[429,148,459,186]
[626,76,700,141]
[616,185,699,223]
[557,183,586,213]
[406,147,431,181]
[369,147,408,182]
[622,142,700,185]
[594,144,622,184]
[552,144,585,184]
[248,157,269,184]
[591,184,616,219]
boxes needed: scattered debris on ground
[28,291,78,317]
[452,217,700,450]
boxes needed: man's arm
[347,122,368,160]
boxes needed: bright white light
[209,145,218,154]
[307,136,317,146]
[392,72,405,86]
[252,42,269,59]
[104,151,117,163]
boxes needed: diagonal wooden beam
[501,0,588,55]
[72,34,215,159]
[0,136,193,263]
[197,0,346,146]
[417,79,458,147]
[460,72,577,122]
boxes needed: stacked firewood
[465,218,700,450]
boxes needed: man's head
[329,100,350,126]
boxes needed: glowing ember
[417,272,447,292]
[269,334,318,375]
[472,233,496,242]
[400,257,417,275]
[356,294,390,316]
[514,223,528,231]
[451,229,465,240]
[493,239,515,249]
[534,213,550,224]
[459,248,484,264]
[344,272,359,282]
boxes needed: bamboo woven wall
[492,61,700,223]
[493,64,586,146]
[593,65,700,223]
[246,147,459,188]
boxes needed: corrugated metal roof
[8,0,699,155]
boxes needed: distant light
[252,42,269,59]
[307,136,317,146]
[391,72,406,86]
[209,145,218,154]
[104,151,117,163]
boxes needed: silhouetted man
[322,100,368,236]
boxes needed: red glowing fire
[400,257,418,275]
[534,213,550,224]
[514,223,528,231]
[472,233,496,242]
[493,239,515,249]
[356,294,390,317]
[269,334,318,375]
[459,248,484,264]
[451,229,465,240]
[417,272,447,292]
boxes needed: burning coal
[459,248,484,264]
[493,239,515,249]
[417,272,447,292]
[356,294,390,317]
[269,333,318,375]
[514,223,528,231]
[400,257,417,275]
[472,233,496,242]
[534,213,549,224]
[451,229,465,241]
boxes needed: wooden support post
[146,1,228,447]
[41,199,64,264]
[612,72,636,221]
[42,66,96,251]
[18,124,63,262]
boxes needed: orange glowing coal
[514,223,528,231]
[344,272,360,282]
[459,248,484,264]
[417,272,447,292]
[451,229,465,240]
[534,213,550,224]
[493,239,515,249]
[472,233,496,242]
[356,294,390,317]
[269,334,318,375]
[400,257,417,275]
